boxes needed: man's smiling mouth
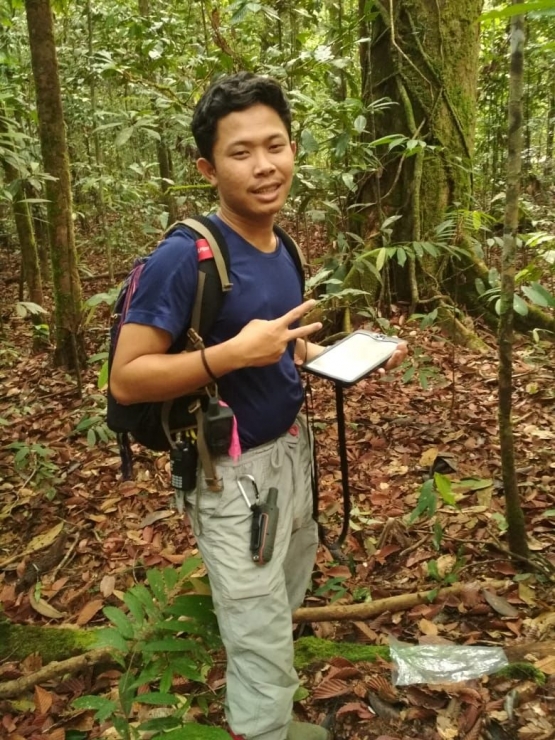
[252,183,280,194]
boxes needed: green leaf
[170,657,204,682]
[341,172,356,191]
[75,416,100,432]
[376,247,388,271]
[371,134,406,148]
[178,556,203,580]
[300,129,319,153]
[434,473,456,506]
[87,428,96,447]
[123,591,145,624]
[138,716,183,733]
[118,671,135,716]
[103,606,135,639]
[522,283,555,308]
[134,691,179,705]
[421,241,439,257]
[481,0,555,21]
[166,595,215,622]
[85,292,115,308]
[115,126,135,147]
[396,247,407,267]
[408,479,437,524]
[129,584,159,618]
[142,638,198,652]
[402,364,415,383]
[147,568,167,606]
[160,665,173,693]
[98,360,109,390]
[544,509,555,517]
[491,512,508,532]
[353,115,366,133]
[453,478,493,493]
[293,686,310,701]
[163,566,179,592]
[94,628,130,654]
[432,522,443,550]
[427,559,441,581]
[513,294,529,316]
[72,695,117,722]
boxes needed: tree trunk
[498,4,529,560]
[545,79,555,178]
[24,0,84,374]
[0,111,43,307]
[359,0,483,304]
[157,133,178,224]
[138,0,178,225]
[86,0,113,280]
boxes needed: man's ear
[290,141,297,157]
[197,157,217,186]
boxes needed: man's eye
[232,151,248,158]
[270,144,285,152]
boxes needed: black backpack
[107,216,306,479]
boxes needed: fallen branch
[292,580,509,623]
[505,640,555,663]
[0,648,112,700]
[0,620,552,700]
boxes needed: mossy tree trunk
[24,0,85,372]
[498,4,529,560]
[357,0,483,306]
[0,110,43,308]
[138,0,178,225]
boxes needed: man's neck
[216,209,277,253]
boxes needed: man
[111,72,407,740]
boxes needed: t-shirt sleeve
[124,230,198,342]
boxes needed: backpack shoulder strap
[165,217,233,293]
[163,216,232,343]
[273,225,306,294]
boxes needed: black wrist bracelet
[201,347,218,383]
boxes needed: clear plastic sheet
[389,639,509,685]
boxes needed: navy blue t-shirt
[124,215,304,449]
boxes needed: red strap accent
[228,731,245,740]
[196,238,214,261]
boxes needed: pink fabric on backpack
[219,400,241,461]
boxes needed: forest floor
[0,224,555,740]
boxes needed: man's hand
[233,299,322,368]
[378,341,408,375]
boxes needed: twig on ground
[0,648,113,700]
[292,579,509,623]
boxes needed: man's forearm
[111,340,243,405]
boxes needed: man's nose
[253,149,276,174]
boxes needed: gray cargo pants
[185,417,318,740]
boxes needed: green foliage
[408,473,458,525]
[481,1,555,21]
[73,557,223,739]
[14,301,47,319]
[401,345,443,390]
[5,441,61,500]
[313,576,348,604]
[73,409,114,446]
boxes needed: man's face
[198,103,296,223]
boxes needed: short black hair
[191,72,292,163]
